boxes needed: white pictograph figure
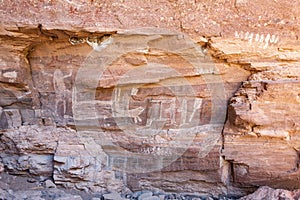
[53,69,72,123]
[189,98,202,123]
[113,88,144,123]
[73,28,227,173]
[129,107,144,123]
[146,98,176,127]
[146,97,202,127]
[179,98,187,125]
[53,69,66,93]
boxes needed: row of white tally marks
[235,31,279,49]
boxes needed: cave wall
[0,0,300,197]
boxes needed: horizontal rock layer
[0,0,300,198]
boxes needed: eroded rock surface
[240,186,300,200]
[0,0,300,198]
[217,38,300,190]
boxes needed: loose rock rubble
[2,172,300,199]
[240,186,300,200]
[0,173,235,200]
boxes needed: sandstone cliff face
[0,0,300,198]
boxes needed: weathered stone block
[0,109,22,129]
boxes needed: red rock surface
[0,0,300,198]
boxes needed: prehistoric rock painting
[28,42,89,126]
[53,68,72,124]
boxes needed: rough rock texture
[215,38,300,190]
[240,186,300,200]
[0,172,232,200]
[0,172,85,200]
[0,0,300,198]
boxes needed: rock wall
[0,0,300,198]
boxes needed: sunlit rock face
[0,0,300,197]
